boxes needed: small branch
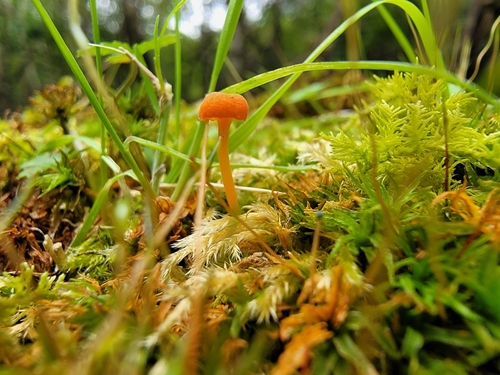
[442,98,450,191]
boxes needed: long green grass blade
[160,0,188,38]
[208,0,245,92]
[71,171,135,248]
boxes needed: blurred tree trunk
[121,0,153,69]
[0,0,8,112]
[122,0,142,45]
[269,1,285,66]
[231,5,249,81]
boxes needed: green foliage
[323,72,500,197]
[64,238,116,281]
[18,149,85,195]
[0,264,65,342]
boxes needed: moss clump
[322,72,500,198]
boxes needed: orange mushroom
[198,92,249,214]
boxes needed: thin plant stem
[118,46,172,193]
[151,103,172,193]
[160,0,188,38]
[192,123,209,273]
[309,212,323,278]
[487,29,499,94]
[442,98,450,191]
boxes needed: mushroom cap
[198,92,249,121]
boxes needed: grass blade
[208,0,245,92]
[71,171,135,248]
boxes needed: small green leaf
[402,327,424,357]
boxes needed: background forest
[1,0,499,114]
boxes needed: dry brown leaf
[154,195,197,245]
[433,187,500,256]
[1,188,85,272]
[220,337,248,366]
[271,322,333,375]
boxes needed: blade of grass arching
[401,0,444,70]
[229,0,444,153]
[170,0,244,200]
[394,0,444,69]
[71,171,136,248]
[89,0,108,189]
[229,1,384,153]
[31,0,157,220]
[223,61,500,110]
[69,0,150,186]
[159,0,188,38]
[371,1,416,62]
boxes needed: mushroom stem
[217,118,239,214]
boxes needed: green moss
[322,72,500,197]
